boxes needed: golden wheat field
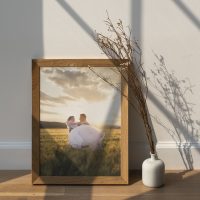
[40,128,121,176]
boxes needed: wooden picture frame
[32,59,128,185]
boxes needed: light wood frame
[32,59,128,185]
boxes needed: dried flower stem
[91,14,155,154]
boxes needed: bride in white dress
[66,114,104,150]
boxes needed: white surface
[68,125,104,149]
[142,154,165,187]
[0,0,200,169]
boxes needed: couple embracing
[66,113,89,132]
[66,113,104,150]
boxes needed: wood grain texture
[0,170,200,200]
[32,59,129,185]
[32,60,40,184]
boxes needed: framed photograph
[32,59,128,184]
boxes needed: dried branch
[91,14,156,154]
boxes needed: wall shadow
[36,3,128,200]
[0,0,43,141]
[172,0,200,30]
[148,54,200,170]
[148,90,200,169]
[56,0,95,40]
[0,0,43,178]
[129,0,157,169]
[55,0,153,174]
[129,0,200,170]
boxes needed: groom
[78,113,89,126]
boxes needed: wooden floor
[0,170,199,200]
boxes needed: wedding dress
[68,125,104,150]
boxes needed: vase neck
[150,153,158,161]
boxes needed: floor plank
[0,170,199,200]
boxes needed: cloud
[49,68,92,87]
[40,108,57,115]
[41,68,54,74]
[40,91,74,105]
[63,86,107,101]
[41,67,118,102]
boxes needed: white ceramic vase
[142,153,165,187]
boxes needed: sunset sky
[40,67,121,128]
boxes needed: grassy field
[40,128,121,176]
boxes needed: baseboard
[156,141,200,149]
[0,141,31,149]
[0,141,31,170]
[156,141,200,170]
[0,141,200,170]
[129,141,200,170]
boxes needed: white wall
[142,0,200,170]
[0,0,200,170]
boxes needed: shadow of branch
[149,53,200,170]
